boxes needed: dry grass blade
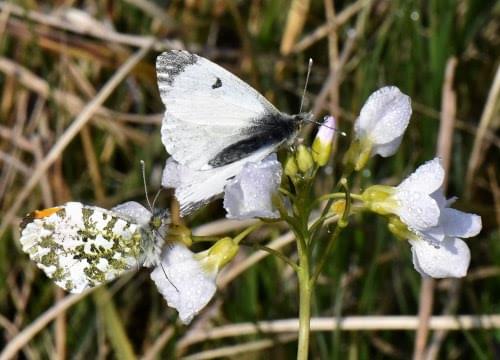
[466,64,500,197]
[0,289,95,360]
[324,0,340,120]
[181,335,296,360]
[487,166,500,227]
[292,0,365,54]
[140,327,175,360]
[0,40,154,237]
[279,0,311,56]
[177,315,500,350]
[0,2,182,51]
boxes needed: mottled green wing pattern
[19,202,158,293]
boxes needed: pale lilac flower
[312,116,336,166]
[151,238,239,324]
[409,199,481,278]
[224,154,282,219]
[150,243,216,324]
[371,159,483,278]
[355,86,412,158]
[315,115,336,144]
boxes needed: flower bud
[387,216,415,240]
[166,223,192,246]
[312,116,336,166]
[284,154,298,178]
[329,199,346,216]
[361,185,397,215]
[343,138,372,171]
[296,145,314,173]
[196,237,239,272]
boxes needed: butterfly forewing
[157,50,290,170]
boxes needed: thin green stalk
[310,179,351,286]
[297,234,312,360]
[317,192,363,202]
[233,223,262,244]
[191,235,220,243]
[252,244,299,272]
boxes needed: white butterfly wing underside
[157,50,281,170]
[19,202,156,293]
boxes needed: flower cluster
[154,86,481,324]
[362,158,481,277]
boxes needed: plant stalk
[297,242,311,360]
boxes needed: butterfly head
[290,112,314,135]
[149,208,170,233]
[294,112,314,125]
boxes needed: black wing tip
[156,50,198,69]
[156,50,199,86]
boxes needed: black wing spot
[212,77,222,89]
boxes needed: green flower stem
[233,223,262,244]
[297,233,312,360]
[317,192,363,202]
[310,179,352,287]
[191,235,220,242]
[308,177,347,244]
[252,244,299,272]
[279,187,295,198]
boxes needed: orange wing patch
[32,207,62,219]
[20,207,62,229]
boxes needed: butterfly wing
[156,50,294,170]
[162,146,272,215]
[19,202,157,293]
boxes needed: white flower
[223,154,282,220]
[354,86,412,158]
[150,243,216,324]
[151,238,239,324]
[409,201,481,278]
[363,158,445,231]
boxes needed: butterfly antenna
[299,58,313,113]
[140,160,154,212]
[161,263,179,293]
[304,116,347,136]
[151,188,163,210]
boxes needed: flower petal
[410,237,470,278]
[441,208,482,238]
[418,224,446,243]
[372,135,403,157]
[397,158,444,195]
[315,116,336,144]
[224,154,282,220]
[395,191,440,230]
[355,86,412,144]
[151,244,216,324]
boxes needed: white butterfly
[156,50,311,214]
[19,201,169,293]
